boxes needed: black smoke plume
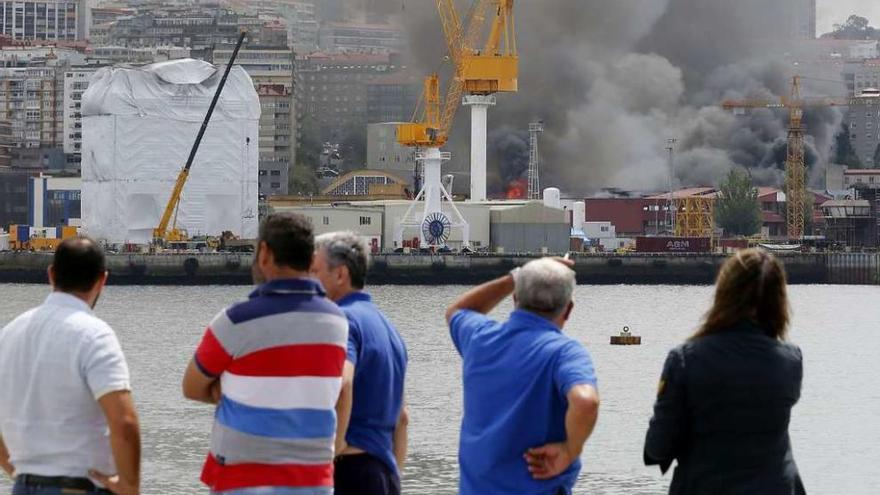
[355,0,841,195]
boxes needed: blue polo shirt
[338,291,408,476]
[450,309,598,495]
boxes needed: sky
[817,0,880,35]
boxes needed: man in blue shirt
[311,231,408,495]
[446,257,600,495]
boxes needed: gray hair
[514,258,576,319]
[314,231,370,289]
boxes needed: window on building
[259,170,267,176]
[323,216,330,225]
[359,216,371,225]
[270,170,281,176]
[270,182,281,188]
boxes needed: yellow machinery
[397,0,518,149]
[722,75,875,241]
[674,196,716,240]
[395,0,516,247]
[461,0,518,95]
[152,31,247,245]
[397,74,445,148]
[8,224,78,251]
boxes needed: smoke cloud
[361,0,842,195]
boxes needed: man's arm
[182,359,220,404]
[0,435,14,479]
[89,390,140,495]
[524,384,600,480]
[445,257,575,324]
[334,360,355,455]
[445,273,515,324]
[392,401,409,471]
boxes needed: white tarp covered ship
[81,58,260,245]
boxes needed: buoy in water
[610,326,641,345]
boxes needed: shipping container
[14,225,29,243]
[635,236,712,253]
[718,238,749,250]
[57,225,78,240]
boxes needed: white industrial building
[279,205,384,253]
[272,190,573,254]
[366,122,416,187]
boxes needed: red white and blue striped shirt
[194,278,348,493]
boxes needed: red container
[718,238,749,250]
[635,236,711,253]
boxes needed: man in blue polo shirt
[311,231,408,495]
[445,257,600,495]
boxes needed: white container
[573,201,586,230]
[543,188,561,209]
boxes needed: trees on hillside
[826,15,880,40]
[875,143,880,167]
[716,168,762,237]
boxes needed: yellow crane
[460,0,518,201]
[722,76,869,240]
[395,0,513,248]
[397,0,517,150]
[152,31,247,245]
[461,0,518,95]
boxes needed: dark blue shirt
[338,291,408,476]
[450,309,598,495]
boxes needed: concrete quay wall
[0,252,876,286]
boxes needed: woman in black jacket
[644,248,805,494]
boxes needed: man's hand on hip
[524,442,577,480]
[89,470,139,495]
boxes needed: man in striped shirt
[182,213,349,494]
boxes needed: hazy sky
[817,0,880,35]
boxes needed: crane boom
[153,30,247,244]
[721,75,875,240]
[399,1,485,147]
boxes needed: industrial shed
[490,201,569,254]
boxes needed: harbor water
[0,283,878,494]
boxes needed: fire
[505,178,528,199]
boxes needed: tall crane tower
[461,0,518,202]
[393,0,519,248]
[393,1,479,248]
[527,120,543,200]
[722,76,870,240]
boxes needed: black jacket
[644,321,805,494]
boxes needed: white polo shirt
[0,292,131,478]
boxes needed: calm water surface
[0,283,878,494]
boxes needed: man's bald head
[52,236,107,293]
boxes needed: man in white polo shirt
[0,237,141,495]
